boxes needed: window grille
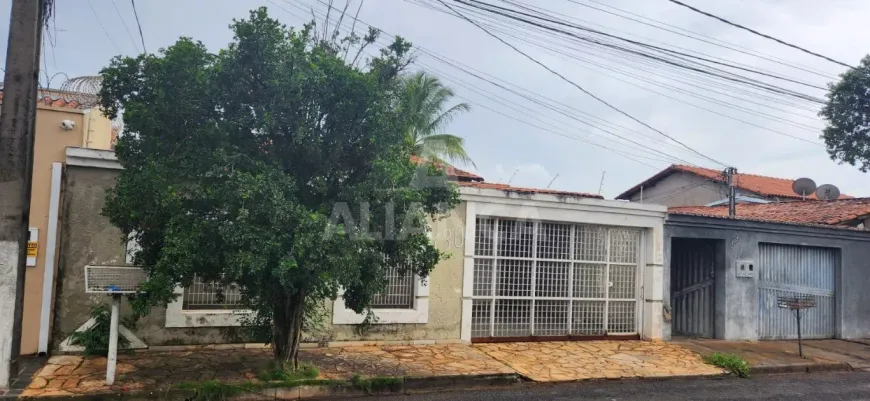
[371,267,415,309]
[471,218,641,338]
[182,276,245,310]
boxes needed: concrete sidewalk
[675,338,870,373]
[19,341,721,398]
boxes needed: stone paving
[474,341,724,382]
[20,341,723,397]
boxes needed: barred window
[182,276,245,310]
[371,267,415,309]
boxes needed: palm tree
[400,72,474,167]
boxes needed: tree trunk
[272,289,306,370]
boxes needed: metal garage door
[758,243,836,340]
[470,218,641,341]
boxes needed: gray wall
[665,215,870,341]
[627,172,754,207]
[53,165,244,350]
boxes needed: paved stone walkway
[21,341,722,397]
[474,341,723,382]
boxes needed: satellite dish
[815,184,841,201]
[792,178,817,198]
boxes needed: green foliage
[194,380,242,401]
[820,55,870,171]
[351,375,404,393]
[704,352,749,378]
[257,361,319,382]
[98,6,459,366]
[401,72,473,166]
[68,303,131,356]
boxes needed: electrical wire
[111,0,141,53]
[441,0,826,104]
[130,0,147,52]
[666,0,856,70]
[273,0,686,168]
[434,0,730,167]
[87,0,122,54]
[572,0,837,79]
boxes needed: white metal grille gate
[471,218,641,340]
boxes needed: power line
[434,0,728,167]
[447,0,826,102]
[87,0,122,54]
[111,0,140,53]
[666,0,856,70]
[572,0,837,79]
[276,0,683,168]
[130,0,147,52]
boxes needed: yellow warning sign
[27,241,38,257]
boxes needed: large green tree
[99,8,458,367]
[400,72,473,166]
[820,55,870,171]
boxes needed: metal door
[671,239,715,338]
[758,243,836,340]
[470,218,641,341]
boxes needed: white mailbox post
[84,266,147,385]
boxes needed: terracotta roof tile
[458,181,604,199]
[669,198,870,227]
[617,164,852,200]
[410,155,483,182]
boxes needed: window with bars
[182,276,246,310]
[471,217,641,338]
[370,267,415,309]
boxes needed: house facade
[0,90,115,357]
[50,148,669,351]
[616,164,851,207]
[664,201,870,341]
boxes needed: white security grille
[371,267,415,309]
[183,276,245,310]
[471,218,641,339]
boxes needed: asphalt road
[349,372,870,401]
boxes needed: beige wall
[19,105,114,355]
[327,202,468,342]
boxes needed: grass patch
[704,352,750,378]
[256,361,320,382]
[194,380,243,401]
[351,374,405,393]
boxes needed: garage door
[758,243,836,340]
[470,218,641,341]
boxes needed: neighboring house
[51,149,670,351]
[0,89,114,356]
[616,164,851,207]
[664,201,870,341]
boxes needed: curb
[17,373,526,401]
[750,362,853,375]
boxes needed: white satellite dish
[815,184,841,201]
[792,178,817,200]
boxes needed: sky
[2,0,868,199]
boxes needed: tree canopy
[400,72,473,166]
[99,8,459,367]
[819,55,870,171]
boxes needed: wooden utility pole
[0,0,44,389]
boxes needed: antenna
[506,169,519,185]
[546,174,559,189]
[598,171,606,195]
[792,178,817,200]
[815,184,841,201]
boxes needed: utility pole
[598,170,606,195]
[726,167,737,217]
[0,0,44,389]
